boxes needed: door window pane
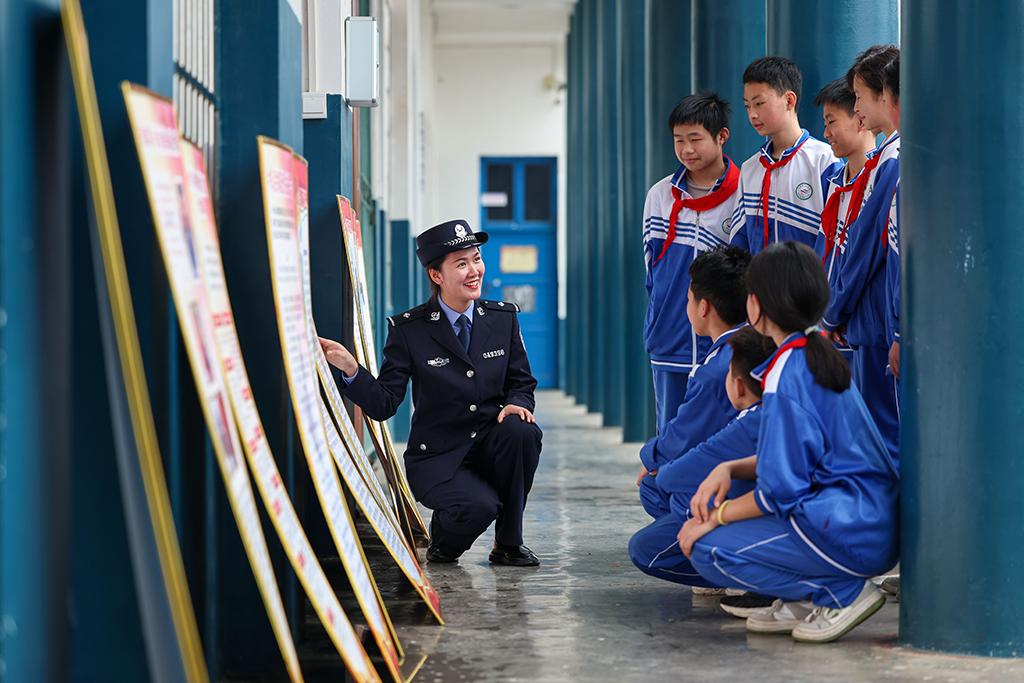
[524,163,552,221]
[486,164,514,221]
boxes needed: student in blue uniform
[731,57,837,255]
[881,55,901,384]
[628,326,775,587]
[678,242,899,644]
[643,92,742,431]
[636,245,752,518]
[320,220,543,566]
[820,45,901,470]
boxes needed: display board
[62,2,209,681]
[260,137,403,682]
[177,140,378,683]
[122,84,302,682]
[298,204,443,623]
[336,197,427,542]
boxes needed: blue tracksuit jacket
[751,337,900,577]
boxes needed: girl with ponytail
[676,241,899,644]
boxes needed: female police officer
[319,219,543,565]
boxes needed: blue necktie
[457,314,471,352]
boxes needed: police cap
[415,219,489,267]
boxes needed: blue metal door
[479,157,558,388]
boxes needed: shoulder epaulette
[481,299,520,313]
[388,304,427,326]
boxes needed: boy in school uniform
[819,45,901,469]
[636,245,752,519]
[643,92,742,432]
[730,56,837,255]
[628,326,776,587]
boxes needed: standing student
[730,57,837,255]
[819,45,901,469]
[678,242,899,644]
[636,245,751,518]
[643,92,742,431]
[882,55,901,382]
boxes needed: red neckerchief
[759,138,808,248]
[652,158,740,266]
[760,335,810,391]
[819,156,877,264]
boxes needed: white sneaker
[725,588,747,596]
[692,586,728,596]
[745,599,815,634]
[791,581,887,643]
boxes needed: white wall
[431,42,567,314]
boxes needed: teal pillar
[618,0,656,442]
[216,0,304,676]
[766,0,898,136]
[0,2,71,680]
[692,0,765,162]
[646,0,691,186]
[582,0,602,414]
[901,0,1024,656]
[598,0,623,426]
[566,8,584,404]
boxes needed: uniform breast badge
[427,357,450,367]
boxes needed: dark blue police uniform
[340,220,542,563]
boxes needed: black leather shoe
[489,542,540,566]
[426,545,458,563]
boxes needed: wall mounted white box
[344,17,379,108]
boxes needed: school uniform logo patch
[795,183,813,200]
[722,218,732,234]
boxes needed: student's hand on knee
[497,404,534,424]
[690,464,732,524]
[636,465,657,487]
[678,516,718,559]
[889,341,900,379]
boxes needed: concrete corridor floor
[303,390,1024,683]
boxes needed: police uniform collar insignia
[498,302,505,307]
[403,312,410,318]
[477,306,485,316]
[430,311,440,321]
[427,357,449,367]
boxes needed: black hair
[813,78,857,118]
[689,245,753,327]
[668,91,732,138]
[846,44,900,95]
[744,242,851,392]
[743,56,803,108]
[882,54,900,104]
[727,326,778,398]
[425,254,445,298]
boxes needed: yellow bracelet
[717,499,731,526]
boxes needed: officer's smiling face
[430,246,485,309]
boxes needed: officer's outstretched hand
[497,404,535,424]
[319,336,359,377]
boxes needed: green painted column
[618,0,656,442]
[692,0,765,162]
[216,0,304,675]
[766,0,898,135]
[900,0,1024,656]
[582,0,603,414]
[646,0,691,187]
[565,10,582,401]
[598,0,623,426]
